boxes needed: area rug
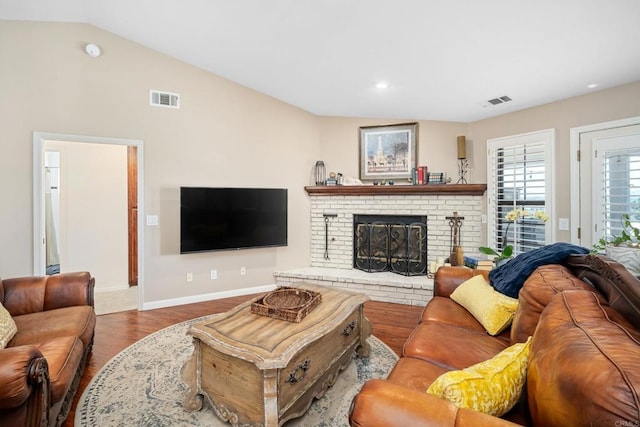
[76,316,398,426]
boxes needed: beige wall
[45,141,128,291]
[468,82,640,243]
[2,20,639,306]
[316,83,640,246]
[318,117,468,183]
[0,21,319,304]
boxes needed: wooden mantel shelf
[304,184,487,196]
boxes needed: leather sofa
[0,272,96,427]
[349,254,640,426]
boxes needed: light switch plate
[146,215,158,226]
[559,218,569,231]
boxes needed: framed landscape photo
[359,122,418,181]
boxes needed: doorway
[570,117,640,246]
[33,132,144,312]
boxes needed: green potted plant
[479,208,549,266]
[592,213,640,276]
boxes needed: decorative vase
[314,160,326,186]
[496,258,511,268]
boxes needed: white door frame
[33,132,144,310]
[569,116,640,245]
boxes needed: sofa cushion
[450,274,519,335]
[511,264,595,343]
[35,336,84,403]
[11,305,95,349]
[404,321,509,370]
[528,290,640,426]
[489,242,590,298]
[427,337,531,417]
[0,302,18,349]
[421,296,486,332]
[386,356,449,391]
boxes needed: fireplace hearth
[353,214,428,276]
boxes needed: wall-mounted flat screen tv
[180,187,288,253]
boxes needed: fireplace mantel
[304,184,487,196]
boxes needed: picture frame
[359,122,418,181]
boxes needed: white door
[578,123,640,247]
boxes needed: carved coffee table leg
[181,340,203,411]
[356,312,373,358]
[263,368,279,427]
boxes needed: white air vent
[150,90,180,108]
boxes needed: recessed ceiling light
[587,83,599,89]
[375,81,389,89]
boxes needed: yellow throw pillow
[0,302,18,349]
[450,274,519,335]
[427,337,532,417]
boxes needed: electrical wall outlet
[186,272,193,282]
[210,269,217,280]
[240,266,246,276]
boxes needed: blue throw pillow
[489,242,590,298]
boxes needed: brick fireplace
[274,184,486,306]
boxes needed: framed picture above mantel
[359,122,417,181]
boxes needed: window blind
[601,148,640,238]
[488,140,548,255]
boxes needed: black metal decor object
[323,213,337,260]
[353,214,428,276]
[389,222,428,276]
[445,214,465,253]
[354,221,389,273]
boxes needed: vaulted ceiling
[2,0,639,121]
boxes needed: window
[486,130,554,256]
[596,143,640,240]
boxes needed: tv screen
[180,187,288,253]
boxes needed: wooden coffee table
[181,284,372,427]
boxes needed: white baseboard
[141,284,277,311]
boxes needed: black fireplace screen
[353,214,428,276]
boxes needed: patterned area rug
[76,316,398,426]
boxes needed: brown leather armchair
[0,272,96,427]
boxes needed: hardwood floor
[63,295,424,426]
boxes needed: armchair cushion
[0,302,17,349]
[11,305,95,349]
[450,274,519,335]
[427,337,531,417]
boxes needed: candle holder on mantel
[456,136,469,184]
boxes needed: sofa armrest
[2,272,94,316]
[349,380,520,427]
[434,267,489,298]
[0,346,49,411]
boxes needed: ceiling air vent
[150,90,180,108]
[487,95,512,106]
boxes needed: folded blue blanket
[489,242,590,298]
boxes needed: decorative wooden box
[251,287,322,322]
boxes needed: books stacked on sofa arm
[464,255,494,271]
